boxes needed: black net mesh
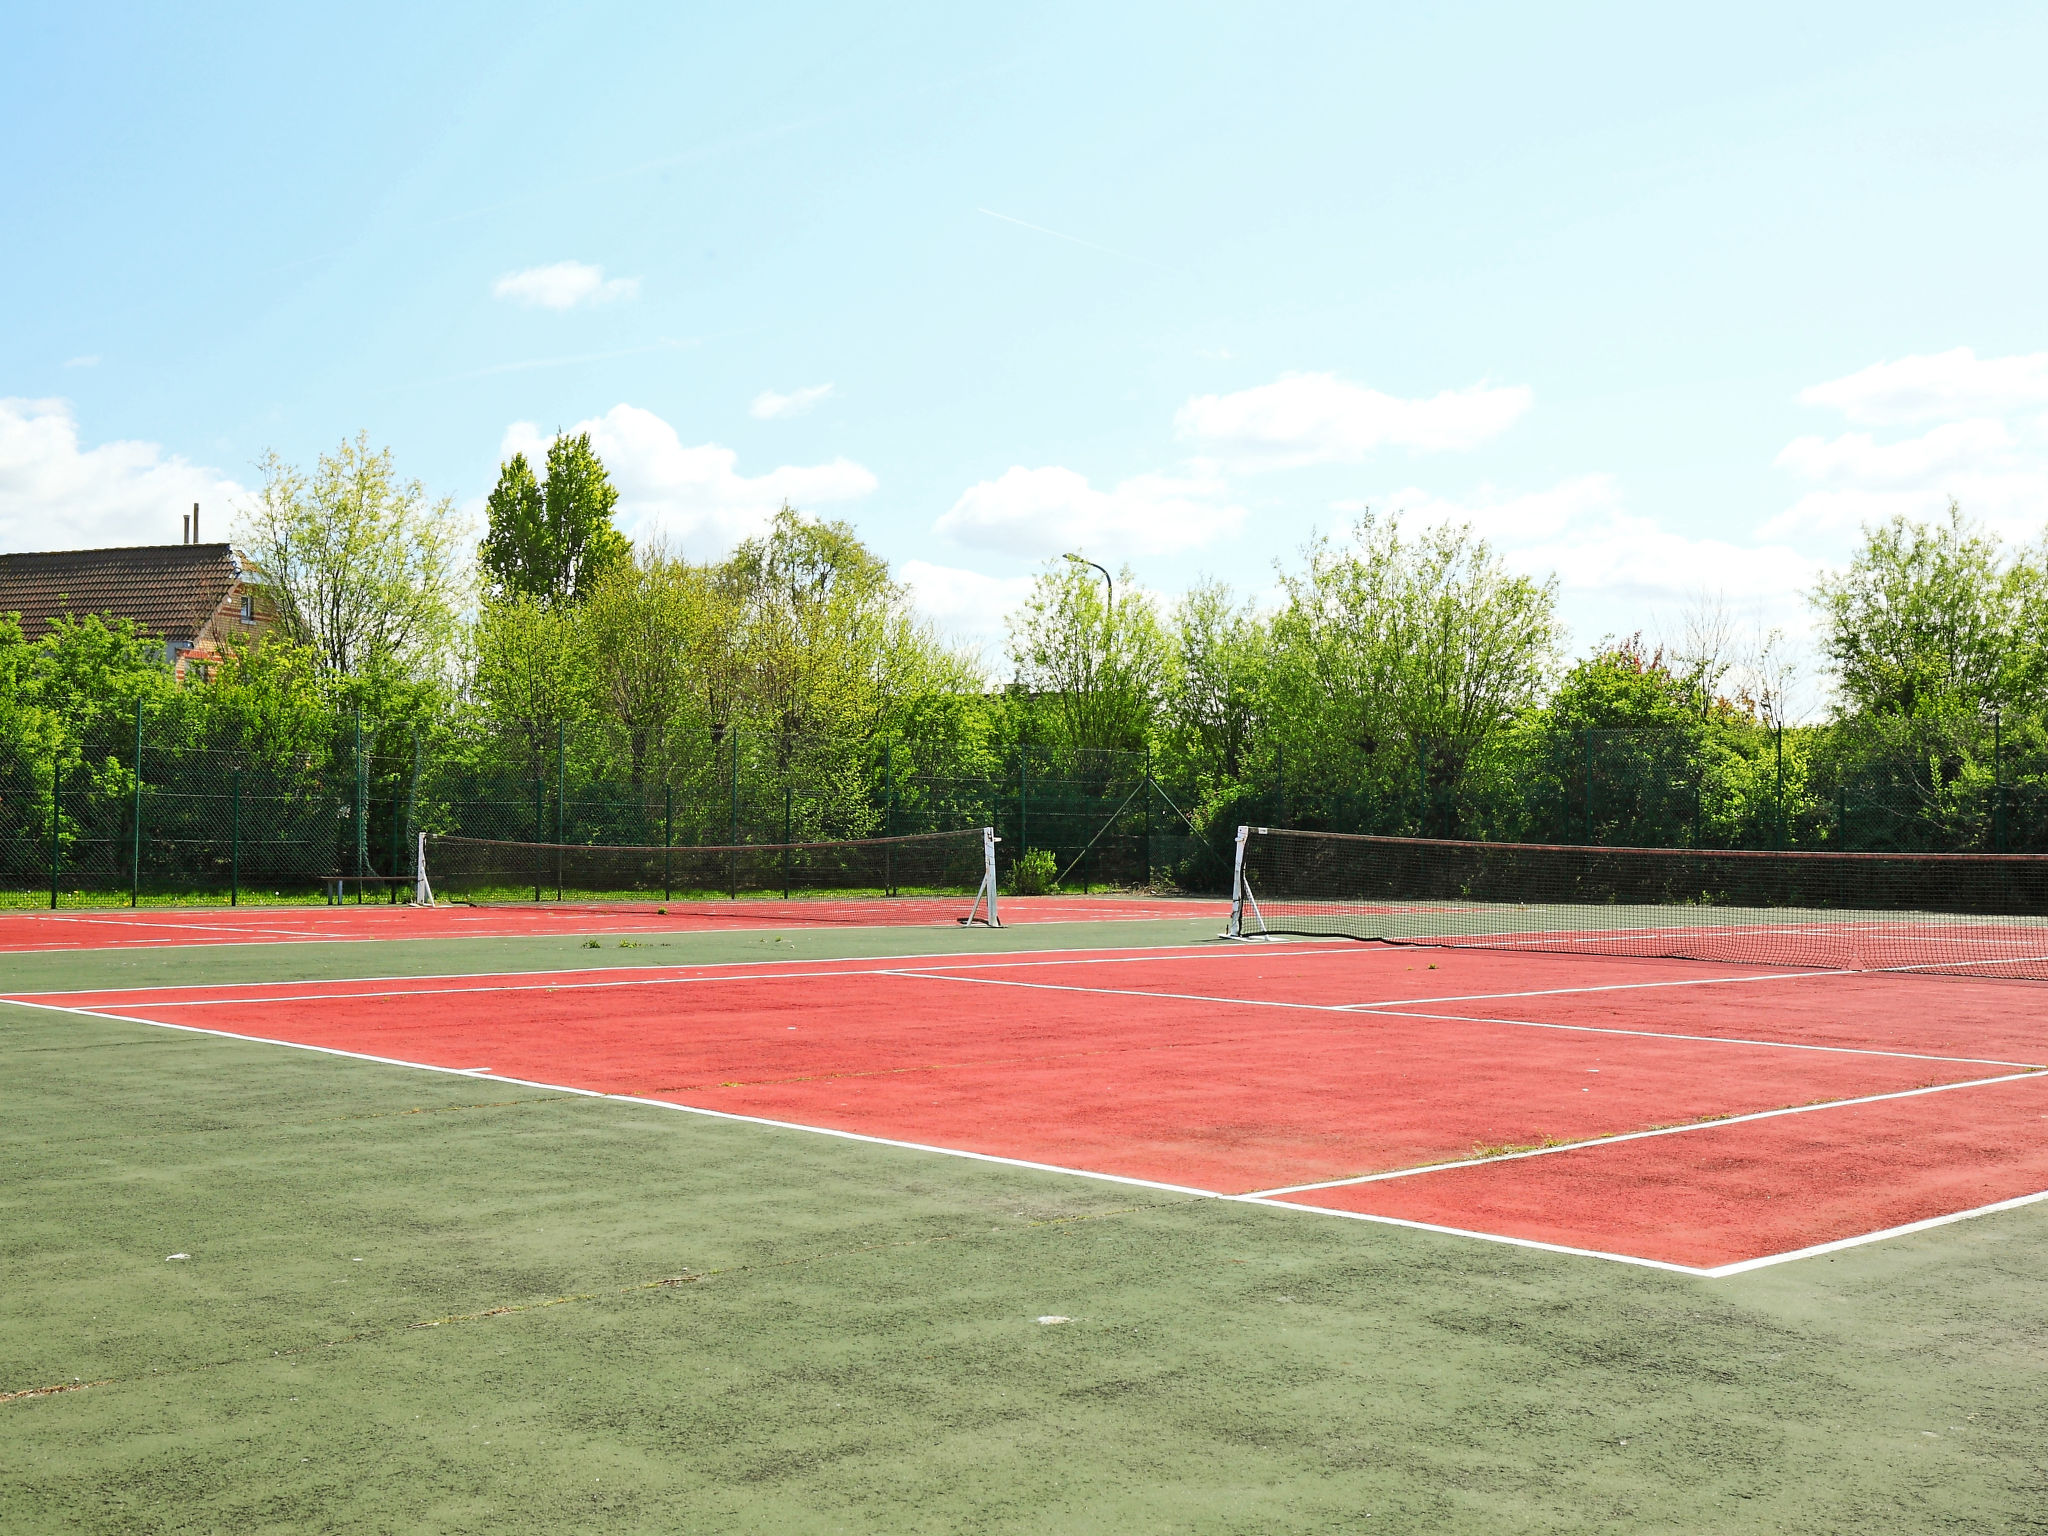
[1236,826,2048,980]
[423,827,992,917]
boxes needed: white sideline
[5,992,2045,1280]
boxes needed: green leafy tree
[1161,579,1266,787]
[726,507,974,828]
[478,433,630,607]
[240,433,468,682]
[23,614,176,741]
[1812,500,2042,724]
[1262,514,1560,831]
[1006,558,1169,763]
[579,549,709,788]
[469,597,596,780]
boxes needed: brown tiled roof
[0,544,244,644]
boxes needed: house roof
[0,544,246,645]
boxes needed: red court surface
[0,893,1228,952]
[11,942,2046,1275]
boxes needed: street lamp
[1063,553,1113,615]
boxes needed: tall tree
[1161,579,1265,785]
[468,596,594,779]
[1262,513,1560,822]
[478,433,630,606]
[1811,500,2041,723]
[1007,558,1170,761]
[238,433,467,681]
[730,506,968,776]
[579,548,708,787]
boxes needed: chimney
[182,512,190,544]
[193,502,201,543]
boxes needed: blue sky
[7,2,2048,688]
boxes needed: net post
[415,832,435,907]
[961,827,1002,927]
[1225,824,1250,938]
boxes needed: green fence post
[882,740,895,897]
[555,721,566,901]
[1019,745,1029,867]
[406,733,421,896]
[231,768,241,906]
[782,783,792,900]
[663,781,673,902]
[130,697,143,907]
[49,757,61,910]
[1142,744,1153,887]
[1415,737,1428,837]
[353,711,366,901]
[1775,727,1786,850]
[533,778,544,902]
[1583,730,1594,844]
[1993,707,2006,853]
[729,731,740,901]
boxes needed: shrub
[1011,847,1059,895]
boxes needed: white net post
[414,831,435,907]
[1226,824,1249,937]
[961,827,1002,927]
[1225,825,1269,938]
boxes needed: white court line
[7,993,2044,1280]
[0,938,1340,1002]
[0,902,1232,955]
[894,971,2046,1071]
[1243,1069,2047,1197]
[1337,968,1844,1010]
[1699,1188,2048,1276]
[16,913,334,940]
[0,942,1347,1008]
[1347,1003,2045,1071]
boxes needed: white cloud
[63,355,99,369]
[935,464,1244,558]
[1774,419,2012,485]
[1385,475,1821,647]
[1798,347,2048,426]
[1771,352,2048,543]
[491,260,640,310]
[750,383,834,420]
[1175,371,1531,468]
[0,397,246,552]
[900,560,1035,657]
[501,404,876,557]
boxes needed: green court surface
[4,922,2046,1534]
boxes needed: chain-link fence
[5,710,2042,908]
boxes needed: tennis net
[420,826,1002,925]
[1227,825,2048,980]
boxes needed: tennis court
[14,931,2044,1276]
[9,824,2048,1531]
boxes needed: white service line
[892,970,2046,1071]
[1336,968,1844,1009]
[1242,1068,2048,1197]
